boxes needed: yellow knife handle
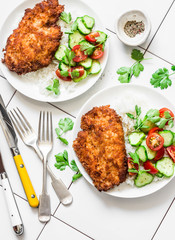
[13,155,39,208]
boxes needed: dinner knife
[0,95,39,208]
[0,152,24,235]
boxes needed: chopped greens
[54,150,82,182]
[117,49,148,83]
[128,152,149,175]
[55,118,74,145]
[60,12,72,24]
[150,66,175,90]
[46,79,60,95]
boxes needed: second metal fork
[9,108,73,206]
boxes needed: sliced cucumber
[55,45,67,61]
[79,57,92,69]
[82,15,95,29]
[62,55,76,67]
[128,132,145,147]
[141,120,156,133]
[156,172,164,178]
[159,130,174,147]
[141,139,157,160]
[88,60,101,75]
[68,30,85,49]
[173,132,175,146]
[134,172,154,187]
[136,146,148,162]
[73,70,87,83]
[77,17,91,35]
[59,61,69,71]
[97,30,108,41]
[156,157,174,177]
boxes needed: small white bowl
[115,10,151,46]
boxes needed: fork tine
[38,111,42,142]
[46,112,49,141]
[9,111,25,139]
[42,111,45,141]
[50,112,53,143]
[13,108,29,133]
[16,107,33,132]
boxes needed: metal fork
[38,111,51,222]
[9,108,73,206]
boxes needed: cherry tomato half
[159,108,174,125]
[166,145,175,163]
[143,161,158,174]
[146,133,164,151]
[148,127,163,135]
[68,66,85,79]
[91,44,104,60]
[56,69,72,81]
[127,158,139,176]
[72,45,88,62]
[154,147,165,161]
[85,32,100,42]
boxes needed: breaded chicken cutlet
[2,0,64,75]
[73,105,128,191]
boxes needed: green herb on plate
[46,79,60,95]
[128,152,149,175]
[55,118,74,145]
[60,12,72,24]
[150,66,175,90]
[54,150,82,182]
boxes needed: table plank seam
[151,197,175,240]
[5,90,17,108]
[35,222,47,240]
[0,74,6,80]
[48,102,76,118]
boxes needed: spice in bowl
[124,20,145,38]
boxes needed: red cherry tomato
[91,44,104,59]
[68,66,85,79]
[56,69,72,81]
[148,127,163,135]
[72,45,88,62]
[159,108,174,125]
[146,133,164,151]
[166,145,175,163]
[85,32,100,42]
[143,161,158,174]
[154,147,165,161]
[127,158,139,176]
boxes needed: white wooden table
[0,0,175,239]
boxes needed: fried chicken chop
[73,105,128,191]
[2,0,64,75]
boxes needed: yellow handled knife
[0,95,39,208]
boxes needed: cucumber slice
[159,130,174,147]
[88,60,101,75]
[55,45,67,61]
[82,15,95,29]
[141,120,156,133]
[59,61,69,71]
[62,55,76,67]
[156,172,164,178]
[73,70,87,83]
[156,157,174,177]
[173,132,175,146]
[136,146,148,162]
[97,30,108,41]
[128,132,145,146]
[77,17,91,35]
[134,172,154,187]
[141,139,157,160]
[68,30,85,49]
[79,57,92,69]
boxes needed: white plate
[0,0,109,102]
[72,84,175,198]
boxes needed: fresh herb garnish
[128,152,149,175]
[55,118,74,145]
[54,150,82,182]
[126,105,174,130]
[65,19,78,34]
[150,66,175,90]
[60,12,72,24]
[80,41,95,55]
[117,49,148,83]
[46,79,60,95]
[60,70,69,77]
[95,32,108,45]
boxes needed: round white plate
[72,84,175,198]
[0,0,109,102]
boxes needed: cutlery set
[0,95,72,235]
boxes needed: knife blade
[0,95,39,208]
[0,152,24,235]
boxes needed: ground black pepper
[124,20,145,38]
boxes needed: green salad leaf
[60,12,72,24]
[46,79,60,95]
[55,118,74,145]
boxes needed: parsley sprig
[126,105,174,130]
[54,150,82,182]
[46,79,60,95]
[55,118,74,145]
[128,152,149,175]
[150,66,175,90]
[60,12,72,24]
[117,49,149,83]
[60,48,75,78]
